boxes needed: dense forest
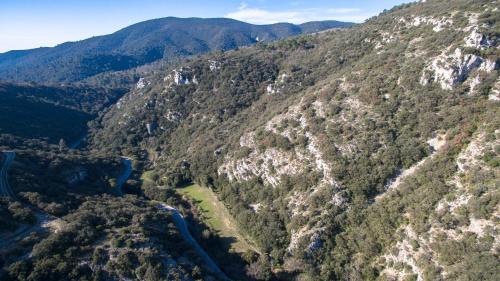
[1,0,499,280]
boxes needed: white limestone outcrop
[164,68,196,86]
[420,48,495,90]
[136,77,148,89]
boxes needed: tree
[246,256,273,281]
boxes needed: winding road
[1,151,228,279]
[0,151,16,198]
[158,203,230,280]
[115,157,132,195]
[113,157,228,279]
[0,151,55,248]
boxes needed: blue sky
[0,0,411,52]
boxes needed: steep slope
[90,0,499,280]
[0,17,352,83]
[0,82,125,143]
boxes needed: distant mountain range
[0,17,353,83]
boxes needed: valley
[176,183,259,254]
[0,0,499,280]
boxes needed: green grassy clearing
[176,183,258,254]
[140,170,155,184]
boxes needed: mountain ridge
[0,17,353,83]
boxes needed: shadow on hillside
[185,214,256,281]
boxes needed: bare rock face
[174,70,189,85]
[163,68,196,86]
[409,15,453,32]
[420,48,495,90]
[218,132,304,187]
[136,77,148,89]
[266,73,289,95]
[165,110,182,123]
[208,60,221,71]
[464,28,493,49]
[266,83,278,95]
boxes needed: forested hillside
[0,18,352,83]
[89,0,499,280]
[0,82,125,143]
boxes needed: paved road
[0,151,16,198]
[111,160,229,279]
[0,151,55,248]
[112,155,230,279]
[0,152,228,278]
[115,157,132,195]
[158,203,231,280]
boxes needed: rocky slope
[89,0,499,280]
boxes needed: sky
[0,0,411,53]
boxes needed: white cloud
[225,4,369,24]
[226,7,302,24]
